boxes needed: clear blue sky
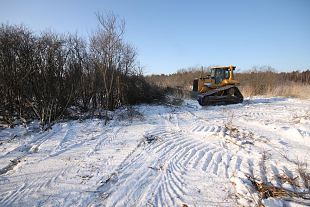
[1,0,309,74]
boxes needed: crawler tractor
[193,65,243,106]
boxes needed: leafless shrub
[280,153,300,165]
[223,114,251,150]
[297,161,310,190]
[276,173,300,188]
[247,173,310,202]
[247,175,289,199]
[224,113,239,138]
[259,151,269,183]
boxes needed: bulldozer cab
[193,65,238,92]
[210,66,235,85]
[211,68,228,84]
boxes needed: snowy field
[0,97,310,207]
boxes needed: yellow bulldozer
[193,65,243,106]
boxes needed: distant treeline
[280,70,310,83]
[236,68,310,97]
[0,14,163,129]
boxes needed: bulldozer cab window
[211,69,216,78]
[224,69,230,79]
[213,69,227,84]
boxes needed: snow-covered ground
[0,97,310,207]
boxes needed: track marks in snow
[191,125,225,134]
[0,168,66,206]
[92,123,240,206]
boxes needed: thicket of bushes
[0,14,163,129]
[147,66,310,99]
